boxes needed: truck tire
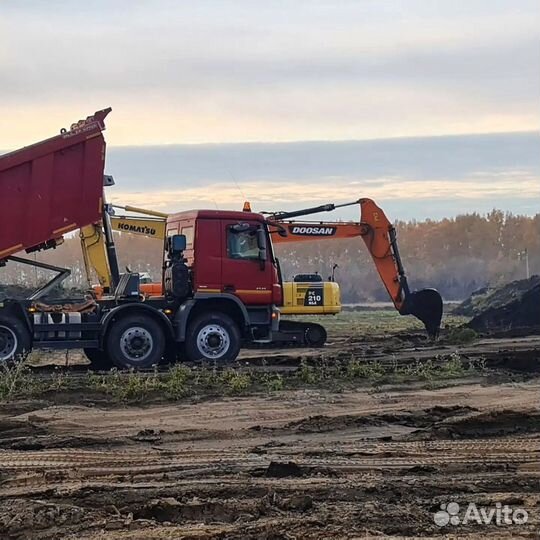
[185,313,240,363]
[0,315,32,364]
[83,348,112,371]
[105,314,165,370]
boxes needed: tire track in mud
[0,436,538,495]
[1,381,539,537]
[27,335,540,376]
[1,439,538,468]
[1,409,538,486]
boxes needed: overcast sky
[1,1,539,219]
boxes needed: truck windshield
[227,227,259,260]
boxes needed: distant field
[284,308,468,336]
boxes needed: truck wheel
[83,348,112,371]
[106,315,165,370]
[0,315,31,364]
[185,313,240,363]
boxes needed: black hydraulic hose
[387,226,410,298]
[102,205,120,290]
[270,204,336,221]
[268,199,360,221]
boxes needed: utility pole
[518,249,530,279]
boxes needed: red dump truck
[0,109,443,369]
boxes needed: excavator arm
[267,198,443,338]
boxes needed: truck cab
[165,209,282,306]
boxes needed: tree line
[1,211,538,302]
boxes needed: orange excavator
[264,198,443,338]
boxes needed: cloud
[102,132,540,186]
[109,175,540,211]
[2,130,537,219]
[96,131,539,220]
[0,1,538,146]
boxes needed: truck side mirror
[256,228,267,261]
[169,234,187,254]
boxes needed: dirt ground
[0,315,539,539]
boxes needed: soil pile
[0,284,86,301]
[455,276,540,334]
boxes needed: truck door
[221,219,274,305]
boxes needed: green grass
[0,310,479,403]
[444,326,478,344]
[0,361,39,400]
[0,350,485,404]
[285,309,469,337]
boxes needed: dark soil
[454,276,540,334]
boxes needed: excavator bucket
[400,288,443,339]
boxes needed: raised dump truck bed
[0,108,111,262]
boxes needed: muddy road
[0,318,539,538]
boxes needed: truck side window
[180,226,194,247]
[227,227,259,260]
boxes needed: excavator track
[270,320,328,348]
